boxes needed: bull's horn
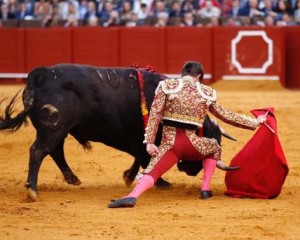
[220,127,237,141]
[216,160,240,171]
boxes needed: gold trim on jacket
[143,76,258,144]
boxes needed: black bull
[0,64,222,201]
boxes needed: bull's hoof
[26,188,38,202]
[64,174,81,185]
[155,178,172,189]
[123,170,135,187]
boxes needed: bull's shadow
[31,182,226,203]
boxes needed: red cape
[225,107,289,199]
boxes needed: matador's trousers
[143,126,222,182]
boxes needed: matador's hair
[181,61,204,81]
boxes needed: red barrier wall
[119,27,166,72]
[165,27,212,80]
[0,28,25,73]
[25,28,72,72]
[0,27,299,88]
[285,27,300,89]
[213,27,285,84]
[73,27,119,66]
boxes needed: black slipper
[108,197,137,208]
[200,190,213,199]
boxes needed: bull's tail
[0,67,47,132]
[0,92,29,132]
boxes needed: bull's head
[177,115,239,176]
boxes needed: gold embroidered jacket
[143,76,258,144]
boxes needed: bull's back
[26,64,153,152]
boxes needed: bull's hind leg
[50,140,81,186]
[25,131,68,201]
[25,139,50,201]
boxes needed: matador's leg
[126,126,179,199]
[187,133,222,160]
[201,158,216,191]
[126,149,179,198]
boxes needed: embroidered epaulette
[198,84,217,102]
[159,78,183,94]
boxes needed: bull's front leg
[50,140,81,186]
[123,158,140,186]
[155,177,172,188]
[124,157,172,188]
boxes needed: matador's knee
[213,144,222,161]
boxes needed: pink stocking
[201,158,217,191]
[126,174,154,198]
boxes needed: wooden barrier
[213,27,285,85]
[119,27,166,71]
[165,27,213,83]
[285,27,300,89]
[0,28,25,73]
[72,27,119,66]
[25,28,72,72]
[0,27,299,88]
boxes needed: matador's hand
[146,143,159,157]
[256,114,267,124]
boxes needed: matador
[108,61,265,208]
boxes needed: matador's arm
[143,83,166,144]
[209,101,258,130]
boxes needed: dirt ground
[0,80,299,240]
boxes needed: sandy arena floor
[0,80,299,240]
